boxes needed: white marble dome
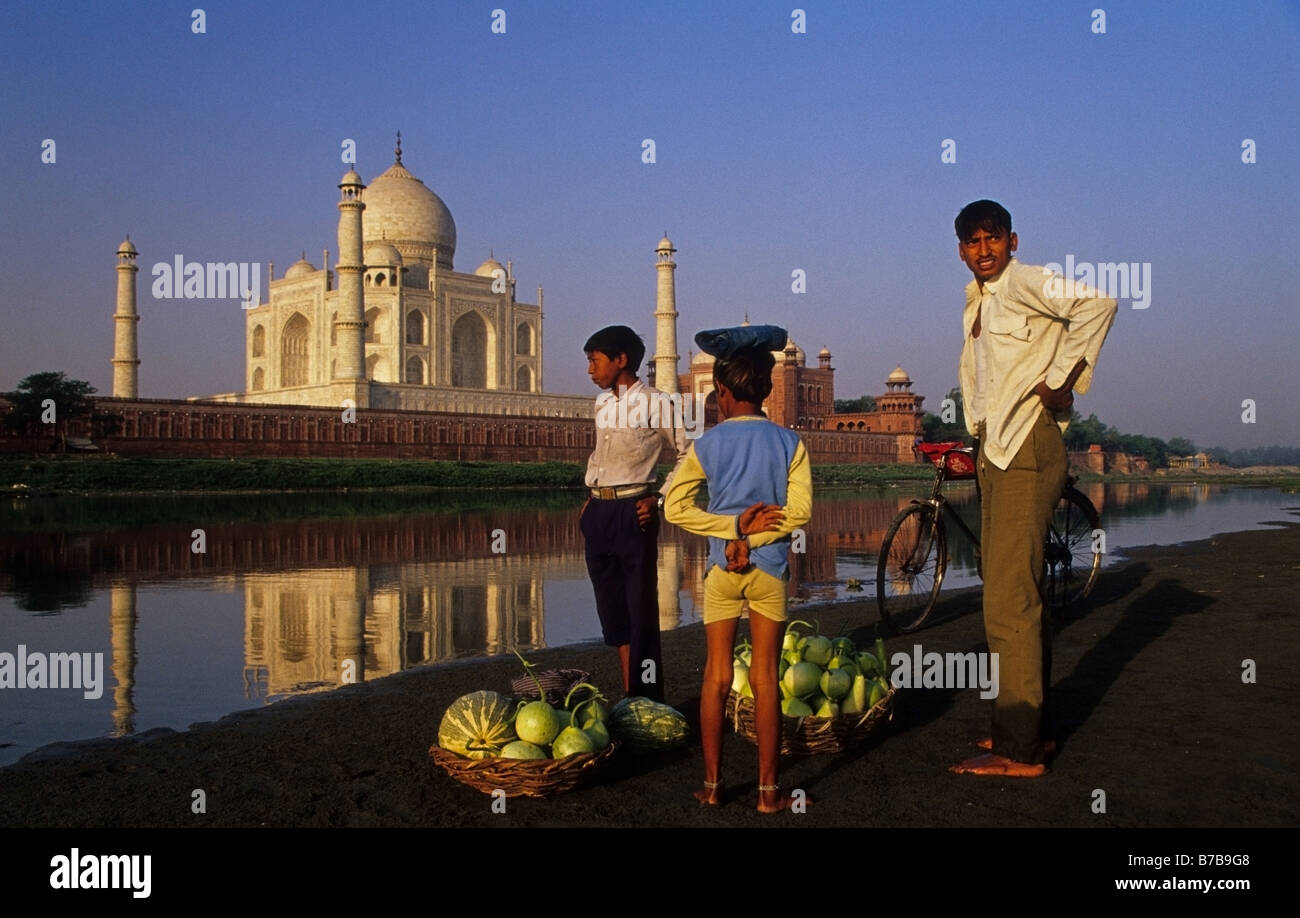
[364,160,456,268]
[364,242,403,266]
[283,257,316,279]
[475,255,505,277]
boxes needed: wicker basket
[725,688,897,756]
[429,741,619,798]
[509,668,592,707]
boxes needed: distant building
[677,326,834,429]
[830,366,925,435]
[1168,452,1212,471]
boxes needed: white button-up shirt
[959,258,1117,470]
[584,379,690,492]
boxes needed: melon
[782,696,813,718]
[584,719,611,750]
[782,661,822,699]
[438,691,517,759]
[820,668,851,701]
[552,725,597,759]
[801,635,833,667]
[609,696,689,754]
[500,740,547,760]
[515,700,560,746]
[813,697,839,719]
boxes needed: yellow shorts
[702,565,788,625]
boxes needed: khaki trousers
[976,408,1067,764]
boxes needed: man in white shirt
[582,325,689,701]
[949,200,1116,777]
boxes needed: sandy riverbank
[2,521,1297,828]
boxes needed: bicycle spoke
[877,503,945,634]
[1044,488,1101,615]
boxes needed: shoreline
[2,520,1296,827]
[5,455,1294,497]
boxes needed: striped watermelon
[438,691,518,759]
[608,696,689,754]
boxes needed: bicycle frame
[914,447,980,554]
[878,444,1101,635]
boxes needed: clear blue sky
[3,0,1297,450]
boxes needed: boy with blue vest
[664,326,812,812]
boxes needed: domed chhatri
[475,254,505,277]
[887,365,911,386]
[283,257,316,279]
[364,242,403,267]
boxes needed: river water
[1,481,1295,765]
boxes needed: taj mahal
[97,134,922,460]
[119,136,597,418]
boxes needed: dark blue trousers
[579,496,665,701]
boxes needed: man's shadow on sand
[1049,571,1214,749]
[793,558,1210,787]
[840,558,1151,737]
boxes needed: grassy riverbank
[0,456,937,495]
[2,455,1294,497]
[1071,468,1300,489]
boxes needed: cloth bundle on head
[693,324,788,359]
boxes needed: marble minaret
[653,233,679,393]
[112,238,140,398]
[334,167,369,407]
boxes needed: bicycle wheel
[877,502,946,634]
[1043,487,1101,614]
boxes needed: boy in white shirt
[581,325,689,701]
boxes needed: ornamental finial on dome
[395,131,402,164]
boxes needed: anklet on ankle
[703,780,721,789]
[758,784,778,792]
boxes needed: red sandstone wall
[0,396,907,467]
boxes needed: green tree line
[913,387,1300,469]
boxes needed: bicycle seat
[940,447,977,480]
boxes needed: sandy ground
[2,522,1297,831]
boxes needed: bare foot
[950,752,1046,777]
[975,737,1057,755]
[757,787,810,813]
[694,783,723,805]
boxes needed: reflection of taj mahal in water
[77,493,940,727]
[20,480,1178,742]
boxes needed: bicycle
[875,443,1101,635]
